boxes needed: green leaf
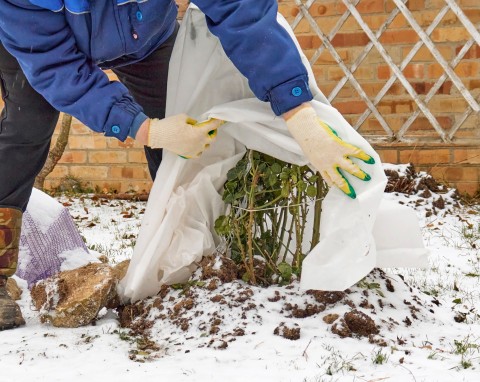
[227,168,238,181]
[306,185,317,198]
[278,262,292,282]
[271,163,282,174]
[297,180,307,192]
[268,174,278,187]
[452,298,462,304]
[214,215,230,235]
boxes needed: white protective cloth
[119,7,428,302]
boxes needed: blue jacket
[0,0,313,141]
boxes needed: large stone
[31,263,117,328]
[112,260,130,281]
[6,278,22,301]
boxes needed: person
[0,0,374,330]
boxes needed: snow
[2,167,480,381]
[59,249,99,272]
[26,188,64,234]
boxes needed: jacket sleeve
[0,0,146,141]
[191,0,313,116]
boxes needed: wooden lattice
[292,0,480,143]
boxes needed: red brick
[403,64,425,79]
[459,0,480,7]
[332,100,368,114]
[456,182,480,195]
[68,135,107,150]
[356,0,385,14]
[456,45,480,59]
[109,166,148,179]
[431,27,471,42]
[376,149,398,163]
[430,167,466,182]
[399,149,450,164]
[411,81,452,95]
[464,9,480,24]
[58,151,87,164]
[128,151,148,164]
[394,100,415,113]
[88,151,127,164]
[48,165,69,179]
[106,137,137,149]
[310,2,337,17]
[331,32,370,47]
[385,0,426,12]
[409,116,453,131]
[380,30,419,45]
[470,79,480,89]
[70,166,109,179]
[454,62,480,78]
[377,65,392,80]
[454,149,480,164]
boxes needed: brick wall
[4,1,480,195]
[279,0,479,195]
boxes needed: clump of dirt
[384,163,460,216]
[198,255,238,283]
[384,163,457,198]
[287,303,325,318]
[323,313,339,324]
[344,309,379,337]
[274,322,300,340]
[385,278,395,293]
[118,261,438,356]
[384,164,417,194]
[331,318,352,338]
[306,290,345,305]
[432,196,445,209]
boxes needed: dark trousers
[0,25,178,211]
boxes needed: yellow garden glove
[285,106,374,199]
[148,114,222,158]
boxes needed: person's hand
[284,104,374,199]
[135,114,223,158]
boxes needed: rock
[31,263,117,328]
[112,260,130,281]
[104,260,131,310]
[6,278,22,301]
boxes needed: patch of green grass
[372,348,389,365]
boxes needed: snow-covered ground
[2,167,479,382]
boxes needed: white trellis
[292,0,480,143]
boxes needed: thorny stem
[253,239,277,276]
[273,203,288,264]
[310,173,324,251]
[283,207,296,264]
[294,167,303,270]
[246,150,258,284]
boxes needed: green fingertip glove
[285,106,375,199]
